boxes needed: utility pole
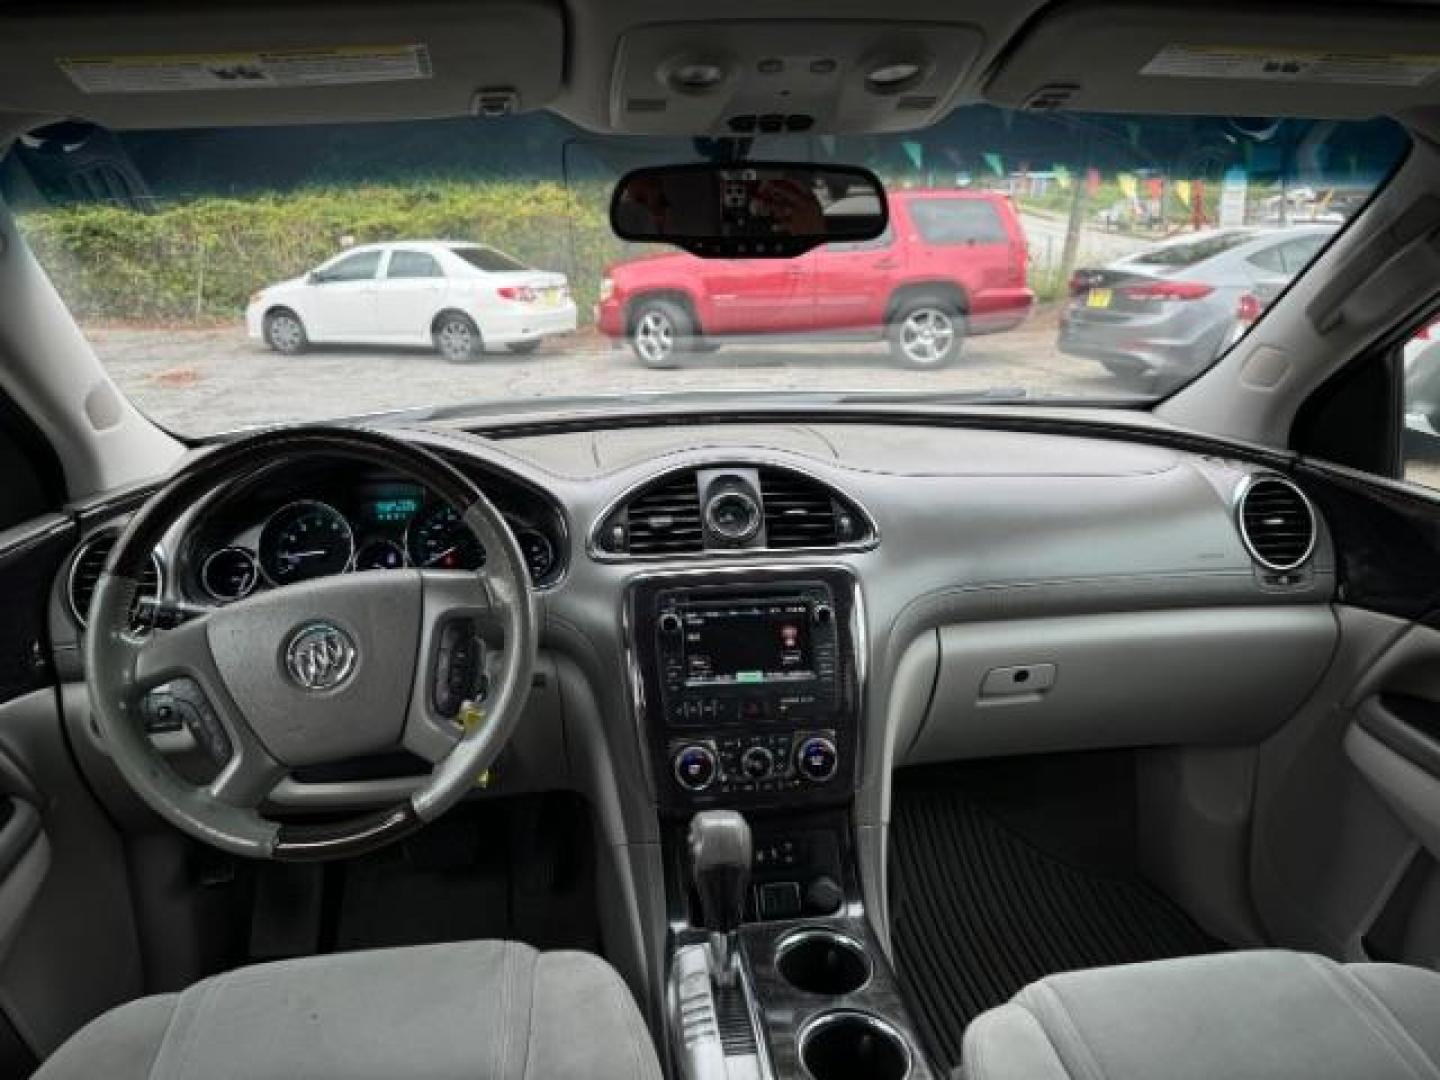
[1058,131,1093,288]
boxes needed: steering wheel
[85,427,536,861]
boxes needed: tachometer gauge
[258,500,354,586]
[516,528,555,581]
[200,546,259,602]
[406,502,485,570]
[354,538,406,572]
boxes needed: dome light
[672,62,725,90]
[866,61,922,89]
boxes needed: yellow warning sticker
[1141,45,1440,87]
[58,44,432,94]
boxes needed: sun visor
[986,1,1440,118]
[0,0,563,129]
[608,21,984,135]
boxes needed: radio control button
[739,698,768,722]
[658,611,683,635]
[812,604,835,626]
[796,736,838,782]
[741,746,774,780]
[673,745,717,791]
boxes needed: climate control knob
[795,736,839,783]
[672,744,717,792]
[740,746,774,780]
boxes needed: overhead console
[607,20,982,135]
[986,0,1440,118]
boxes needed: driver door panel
[0,514,145,1076]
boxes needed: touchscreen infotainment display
[681,599,814,687]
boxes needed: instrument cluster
[181,461,565,605]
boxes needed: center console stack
[628,567,860,814]
[629,569,934,1080]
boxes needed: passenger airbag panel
[906,607,1335,763]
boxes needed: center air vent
[759,468,843,548]
[1237,476,1315,572]
[622,474,704,556]
[595,465,875,559]
[68,531,162,627]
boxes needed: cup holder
[775,928,872,996]
[798,1011,912,1080]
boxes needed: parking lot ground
[88,318,1134,434]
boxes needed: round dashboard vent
[67,531,162,628]
[1237,476,1316,572]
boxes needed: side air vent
[68,531,162,627]
[623,473,704,556]
[1237,476,1316,572]
[759,468,841,548]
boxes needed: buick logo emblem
[285,623,356,691]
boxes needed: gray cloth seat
[34,940,662,1080]
[963,950,1440,1080]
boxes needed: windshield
[1,108,1406,435]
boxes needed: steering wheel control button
[141,686,184,734]
[673,744,718,792]
[796,735,839,783]
[433,618,487,718]
[152,678,232,764]
[284,622,357,692]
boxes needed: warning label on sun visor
[1142,45,1440,87]
[58,45,432,94]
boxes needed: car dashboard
[47,416,1343,902]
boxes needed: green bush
[15,181,630,324]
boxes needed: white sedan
[246,241,578,362]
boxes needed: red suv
[596,189,1032,368]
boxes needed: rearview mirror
[610,162,888,258]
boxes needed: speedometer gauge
[258,500,354,586]
[406,503,485,570]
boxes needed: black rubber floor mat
[890,779,1221,1075]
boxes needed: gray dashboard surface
[503,423,1184,478]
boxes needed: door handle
[874,258,898,270]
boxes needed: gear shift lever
[688,810,752,984]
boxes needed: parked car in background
[246,241,577,362]
[1225,278,1287,351]
[1059,224,1335,388]
[596,189,1033,368]
[1403,320,1440,456]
